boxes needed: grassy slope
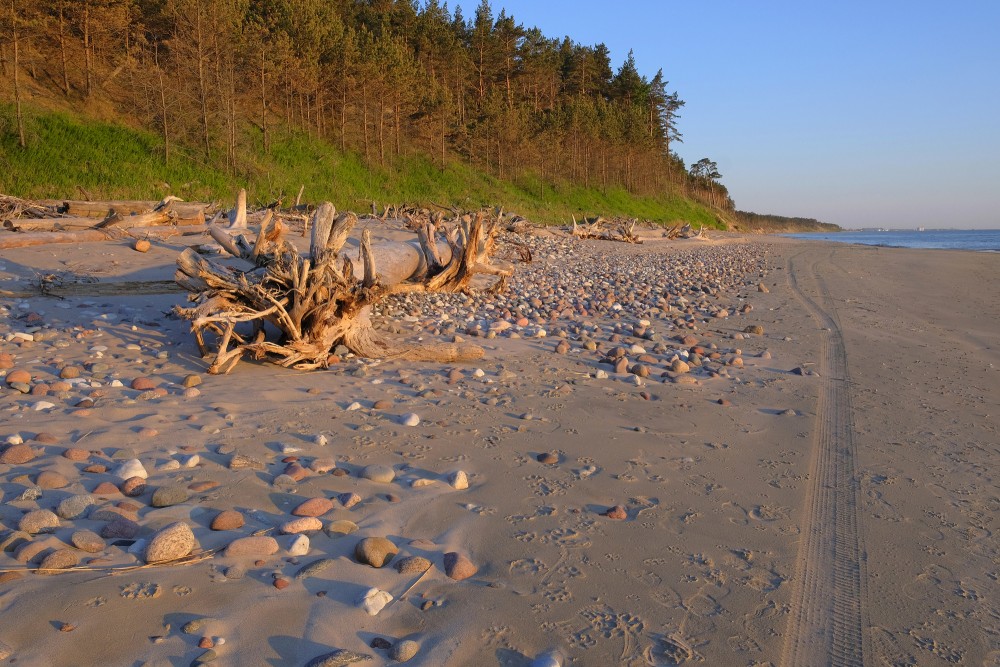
[0,104,724,227]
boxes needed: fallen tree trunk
[0,225,210,249]
[46,198,210,222]
[174,203,512,373]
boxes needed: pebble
[56,494,95,520]
[389,640,420,662]
[71,530,106,553]
[358,587,393,615]
[36,471,68,489]
[211,510,245,531]
[360,464,395,484]
[145,522,195,563]
[443,552,477,581]
[5,369,31,385]
[287,534,310,556]
[19,509,60,534]
[114,459,148,480]
[228,453,265,470]
[101,517,140,539]
[38,549,79,574]
[448,470,469,490]
[292,497,334,517]
[130,377,156,391]
[400,413,420,427]
[121,476,147,496]
[394,556,432,575]
[92,481,120,495]
[295,557,337,580]
[354,537,398,568]
[225,536,279,557]
[280,517,323,534]
[326,520,359,537]
[338,492,361,508]
[1,444,35,464]
[310,458,337,473]
[306,649,374,667]
[63,448,89,461]
[151,485,190,507]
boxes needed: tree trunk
[195,8,210,162]
[83,2,92,97]
[10,0,25,148]
[58,1,70,96]
[259,47,268,152]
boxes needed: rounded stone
[71,529,106,553]
[145,522,195,563]
[182,374,202,388]
[743,325,764,335]
[19,509,60,534]
[114,459,148,480]
[354,536,398,568]
[280,517,323,534]
[36,470,69,489]
[291,497,334,517]
[225,535,279,558]
[448,470,469,490]
[63,448,90,461]
[130,377,156,391]
[59,366,82,379]
[56,494,95,520]
[121,476,147,496]
[325,520,359,537]
[151,485,190,507]
[5,369,31,385]
[671,359,691,374]
[360,464,395,484]
[443,552,477,581]
[210,510,244,531]
[394,556,432,575]
[100,517,140,539]
[38,548,79,574]
[389,640,420,662]
[1,444,36,465]
[92,482,120,496]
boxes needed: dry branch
[571,215,642,244]
[174,202,512,373]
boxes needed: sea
[784,229,1000,252]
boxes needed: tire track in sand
[781,250,866,667]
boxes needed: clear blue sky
[456,1,1000,229]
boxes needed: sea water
[784,229,1000,252]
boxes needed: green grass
[0,103,724,228]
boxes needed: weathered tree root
[571,215,643,244]
[174,202,509,373]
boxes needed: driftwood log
[174,202,513,374]
[571,215,642,244]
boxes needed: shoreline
[1,232,997,665]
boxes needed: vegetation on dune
[0,0,830,230]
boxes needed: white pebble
[287,534,310,557]
[33,401,56,411]
[401,413,420,427]
[6,434,24,445]
[346,401,362,411]
[115,458,148,480]
[313,434,329,447]
[359,588,393,615]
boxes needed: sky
[455,1,1000,229]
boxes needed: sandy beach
[1,230,997,666]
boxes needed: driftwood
[174,203,513,374]
[664,222,705,240]
[571,215,642,244]
[0,225,209,250]
[41,197,210,222]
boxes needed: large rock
[151,485,190,507]
[306,649,373,667]
[56,494,95,520]
[210,510,244,531]
[145,522,195,563]
[360,464,395,484]
[38,549,79,574]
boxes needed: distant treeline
[733,210,840,232]
[0,0,735,207]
